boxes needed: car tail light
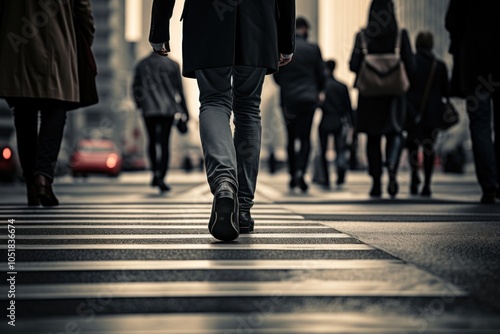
[2,148,12,160]
[106,154,118,169]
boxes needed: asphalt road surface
[0,170,499,333]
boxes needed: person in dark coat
[274,17,326,192]
[0,0,95,206]
[318,60,353,188]
[406,32,449,197]
[150,0,295,241]
[349,0,415,198]
[132,52,189,192]
[446,0,500,204]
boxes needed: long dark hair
[365,0,398,39]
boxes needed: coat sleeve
[132,63,143,109]
[342,84,354,123]
[277,0,296,55]
[74,0,95,45]
[349,33,363,74]
[445,0,466,55]
[401,30,416,82]
[440,61,450,99]
[315,46,326,92]
[149,0,176,52]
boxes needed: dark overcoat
[150,0,296,79]
[446,0,500,97]
[320,76,353,133]
[407,50,449,135]
[273,35,326,107]
[350,29,415,135]
[0,0,95,103]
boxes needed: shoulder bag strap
[360,30,368,55]
[418,60,438,119]
[394,30,402,55]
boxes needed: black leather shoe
[151,176,160,187]
[387,177,399,198]
[481,192,496,204]
[27,184,40,206]
[239,211,254,234]
[370,179,381,198]
[297,175,308,193]
[35,175,59,207]
[157,180,171,192]
[209,182,239,241]
[421,185,432,197]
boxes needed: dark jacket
[132,53,188,119]
[0,0,95,103]
[350,29,415,135]
[446,0,500,96]
[273,35,326,107]
[320,76,353,132]
[149,0,296,78]
[407,50,449,133]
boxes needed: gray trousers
[195,66,266,211]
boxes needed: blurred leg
[36,107,67,180]
[318,126,330,187]
[467,96,497,196]
[144,117,158,178]
[158,116,175,180]
[334,128,347,185]
[366,134,382,196]
[294,103,317,175]
[232,66,266,210]
[11,102,38,185]
[492,93,500,190]
[283,105,297,184]
[406,132,420,194]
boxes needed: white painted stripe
[0,214,304,220]
[11,281,466,299]
[0,208,290,214]
[0,219,310,224]
[14,225,330,230]
[1,313,491,334]
[10,259,398,271]
[0,204,288,210]
[0,244,372,251]
[3,233,350,240]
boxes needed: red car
[71,139,122,177]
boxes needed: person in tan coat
[0,0,95,206]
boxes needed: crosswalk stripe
[0,214,304,219]
[2,233,351,240]
[9,259,400,271]
[3,219,311,224]
[3,313,495,334]
[0,244,372,251]
[10,281,466,299]
[14,225,330,229]
[0,208,291,214]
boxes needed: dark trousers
[407,130,438,187]
[467,92,499,193]
[366,133,403,179]
[319,126,347,186]
[195,66,266,211]
[10,99,67,184]
[283,102,317,178]
[144,116,174,180]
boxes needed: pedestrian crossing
[0,203,495,333]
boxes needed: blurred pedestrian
[0,0,95,206]
[274,17,326,193]
[150,0,295,241]
[132,52,189,192]
[446,0,500,204]
[406,32,449,197]
[349,0,415,198]
[318,60,353,189]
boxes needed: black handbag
[439,99,459,131]
[176,113,189,134]
[73,9,98,108]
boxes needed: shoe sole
[239,226,254,234]
[209,196,239,242]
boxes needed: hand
[154,49,169,57]
[150,42,169,57]
[278,53,293,67]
